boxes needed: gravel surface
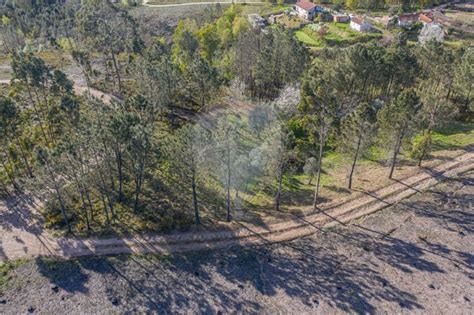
[1,171,473,314]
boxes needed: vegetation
[0,259,27,287]
[0,0,472,237]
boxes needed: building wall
[296,6,315,20]
[350,21,362,31]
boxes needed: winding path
[1,150,472,261]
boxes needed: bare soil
[0,170,472,314]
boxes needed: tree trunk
[116,148,124,202]
[133,161,145,213]
[348,133,362,189]
[79,188,91,233]
[191,171,200,225]
[84,188,95,224]
[275,163,284,212]
[389,133,403,179]
[25,86,49,144]
[313,127,325,209]
[14,138,33,178]
[418,129,432,167]
[99,191,110,226]
[110,49,122,92]
[226,147,231,222]
[54,185,71,234]
[93,152,113,223]
[44,160,71,234]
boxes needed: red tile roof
[351,16,364,25]
[296,0,316,11]
[419,14,433,23]
[399,13,419,22]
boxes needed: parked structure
[295,0,317,20]
[350,16,371,32]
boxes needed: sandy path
[0,78,117,104]
[1,151,472,261]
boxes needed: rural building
[333,14,350,23]
[350,17,372,32]
[295,0,317,20]
[419,13,433,24]
[398,13,419,26]
[248,14,266,29]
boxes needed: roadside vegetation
[0,0,472,237]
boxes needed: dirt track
[1,151,472,262]
[0,79,116,104]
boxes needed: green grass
[430,121,474,150]
[259,4,292,15]
[295,30,322,47]
[0,259,28,287]
[295,22,382,48]
[247,121,473,211]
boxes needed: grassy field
[295,22,383,47]
[430,121,474,150]
[295,30,322,47]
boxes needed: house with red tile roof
[295,0,317,20]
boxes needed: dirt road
[1,151,472,262]
[0,78,116,104]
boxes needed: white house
[295,0,317,21]
[350,17,372,32]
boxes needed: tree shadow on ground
[27,167,473,313]
[32,225,434,314]
[35,256,90,294]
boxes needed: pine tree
[339,102,378,189]
[378,89,421,179]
